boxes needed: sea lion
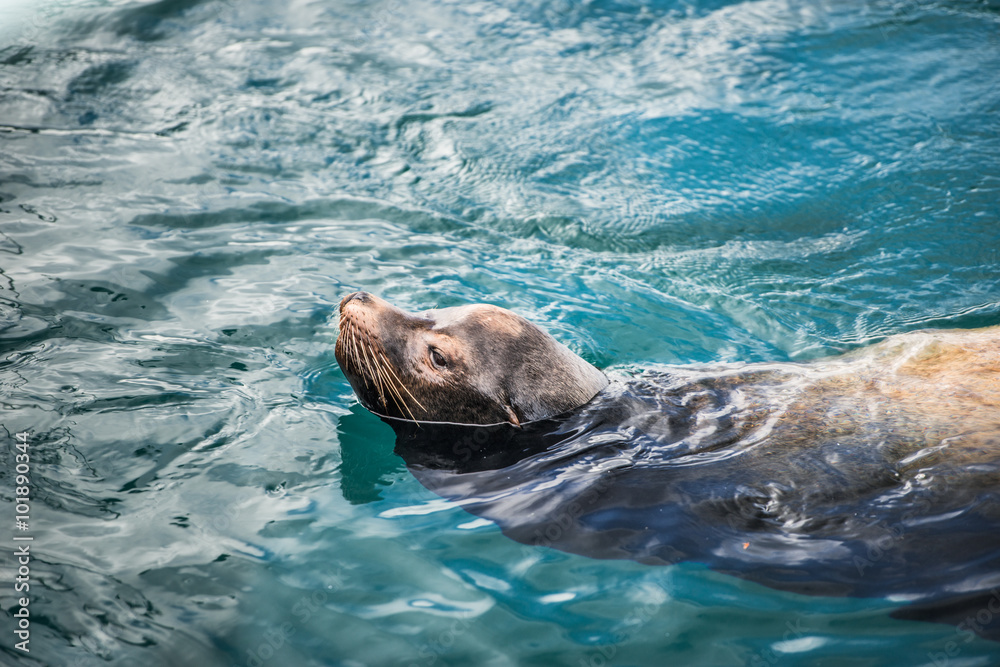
[335,291,608,426]
[334,291,1000,639]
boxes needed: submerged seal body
[334,292,1000,639]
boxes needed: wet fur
[335,295,1000,638]
[335,292,608,425]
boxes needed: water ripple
[1,0,998,664]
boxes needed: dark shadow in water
[113,0,209,41]
[337,405,407,505]
[382,374,1000,641]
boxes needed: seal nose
[340,291,373,312]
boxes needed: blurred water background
[1,0,999,665]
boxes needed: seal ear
[503,404,521,428]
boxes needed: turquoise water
[1,0,999,665]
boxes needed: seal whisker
[370,347,393,409]
[336,304,424,421]
[348,324,364,373]
[377,355,419,421]
[371,346,418,420]
[379,355,426,412]
[347,323,395,413]
[358,336,388,407]
[342,324,361,377]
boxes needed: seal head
[335,292,609,425]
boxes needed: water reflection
[386,364,1000,640]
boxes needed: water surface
[1,0,1000,665]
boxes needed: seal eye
[429,347,448,370]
